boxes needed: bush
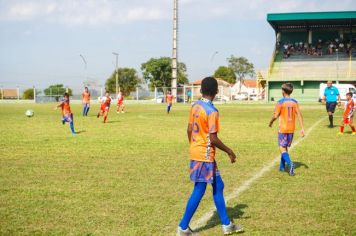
[23,88,34,100]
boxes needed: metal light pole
[171,0,178,101]
[112,52,119,95]
[79,54,87,79]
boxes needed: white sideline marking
[191,116,327,229]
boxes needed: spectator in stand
[346,41,352,55]
[328,42,334,54]
[316,39,323,56]
[339,42,345,52]
[299,42,303,52]
[283,43,289,58]
[303,42,309,54]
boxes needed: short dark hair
[201,77,218,96]
[346,92,353,97]
[64,92,69,97]
[281,83,293,95]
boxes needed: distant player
[165,90,174,114]
[116,92,125,114]
[97,92,112,123]
[269,83,305,176]
[82,87,91,116]
[177,77,243,236]
[338,92,355,135]
[55,92,75,135]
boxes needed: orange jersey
[82,91,90,103]
[101,96,111,106]
[274,98,300,133]
[166,94,173,104]
[60,98,71,116]
[188,98,219,162]
[344,100,354,118]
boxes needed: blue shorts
[190,160,220,183]
[63,113,73,123]
[278,133,294,147]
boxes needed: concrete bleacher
[270,53,356,81]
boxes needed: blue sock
[179,182,207,230]
[167,105,171,113]
[279,155,286,171]
[212,175,230,225]
[282,152,292,168]
[82,105,86,116]
[70,121,75,134]
[85,107,90,116]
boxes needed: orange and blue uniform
[274,97,300,147]
[343,100,354,124]
[59,97,75,134]
[188,98,219,183]
[82,91,91,116]
[166,94,173,113]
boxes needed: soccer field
[0,103,355,235]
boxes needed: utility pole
[112,52,119,95]
[172,0,178,101]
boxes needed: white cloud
[0,0,354,27]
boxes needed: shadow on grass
[74,130,86,134]
[194,203,248,233]
[293,162,309,169]
[104,120,120,124]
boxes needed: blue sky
[0,0,354,90]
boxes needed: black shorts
[326,102,337,113]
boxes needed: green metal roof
[267,11,356,31]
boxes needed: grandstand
[266,11,356,102]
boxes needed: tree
[227,56,255,92]
[44,84,72,101]
[214,66,236,84]
[141,57,188,90]
[23,88,34,99]
[105,67,141,96]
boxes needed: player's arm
[337,94,341,106]
[54,101,63,110]
[187,123,192,143]
[210,133,236,163]
[322,95,326,104]
[269,104,280,127]
[296,106,305,137]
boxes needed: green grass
[0,103,355,235]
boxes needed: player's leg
[82,103,86,116]
[179,182,207,230]
[167,104,171,114]
[279,133,294,176]
[348,118,355,134]
[103,109,109,123]
[121,104,125,113]
[69,114,75,134]
[85,103,90,116]
[338,119,346,135]
[212,175,230,225]
[212,175,244,234]
[327,102,336,128]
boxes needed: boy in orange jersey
[338,92,355,135]
[55,93,75,135]
[165,90,174,114]
[97,92,112,123]
[116,92,125,114]
[177,77,243,236]
[269,83,305,176]
[82,87,91,116]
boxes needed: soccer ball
[25,109,34,117]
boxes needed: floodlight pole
[113,52,119,95]
[171,0,178,101]
[79,54,88,87]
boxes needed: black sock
[329,115,333,126]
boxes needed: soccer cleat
[279,168,285,172]
[222,222,244,235]
[289,163,295,176]
[62,119,65,125]
[337,132,344,136]
[351,132,356,136]
[328,125,334,128]
[177,226,194,236]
